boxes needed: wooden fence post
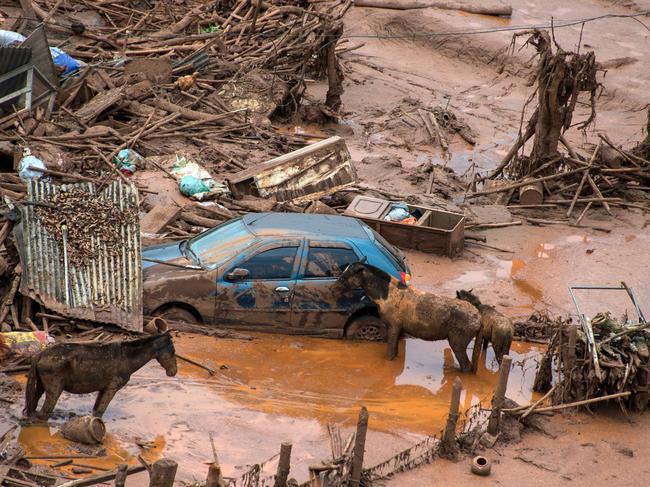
[149,458,177,487]
[487,355,512,436]
[440,377,462,457]
[349,406,369,487]
[566,324,578,371]
[273,442,292,487]
[206,463,226,487]
[114,464,128,487]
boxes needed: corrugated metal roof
[0,47,32,108]
[16,180,143,332]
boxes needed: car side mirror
[225,268,249,281]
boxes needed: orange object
[402,216,417,225]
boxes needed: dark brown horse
[334,262,481,372]
[456,289,513,364]
[24,333,177,419]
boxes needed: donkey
[24,333,177,419]
[456,289,513,364]
[334,262,482,372]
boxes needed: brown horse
[334,263,481,372]
[456,289,513,364]
[24,333,177,419]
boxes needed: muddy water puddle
[6,333,542,482]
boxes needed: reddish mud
[5,333,541,483]
[386,406,650,487]
[405,213,650,320]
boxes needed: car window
[188,219,254,268]
[304,247,359,278]
[239,247,298,280]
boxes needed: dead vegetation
[468,30,650,223]
[533,313,650,413]
[34,188,138,265]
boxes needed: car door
[215,240,302,330]
[292,240,366,332]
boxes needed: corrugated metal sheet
[16,180,143,331]
[0,47,32,108]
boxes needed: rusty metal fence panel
[16,180,143,331]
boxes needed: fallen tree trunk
[353,0,513,17]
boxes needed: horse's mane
[46,333,171,357]
[362,263,405,289]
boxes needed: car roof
[241,212,369,239]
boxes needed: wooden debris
[141,203,182,235]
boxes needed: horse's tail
[23,357,43,417]
[492,322,514,364]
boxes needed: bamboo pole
[567,142,600,217]
[525,392,631,414]
[521,384,558,419]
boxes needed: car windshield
[372,230,409,272]
[186,219,254,269]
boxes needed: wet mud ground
[3,1,650,485]
[4,213,649,483]
[3,332,541,483]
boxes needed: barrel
[518,179,544,205]
[61,416,106,444]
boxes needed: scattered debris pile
[534,313,650,413]
[0,0,351,184]
[469,30,650,221]
[513,312,568,343]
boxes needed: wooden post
[349,407,369,487]
[206,463,225,487]
[114,464,128,487]
[440,377,462,457]
[566,325,578,371]
[487,355,512,436]
[325,24,344,111]
[149,459,177,487]
[273,442,292,487]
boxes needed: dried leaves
[35,189,138,266]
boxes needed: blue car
[142,212,411,340]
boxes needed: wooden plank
[74,87,123,123]
[141,202,182,234]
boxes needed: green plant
[200,24,221,34]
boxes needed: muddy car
[142,213,410,340]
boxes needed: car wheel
[345,315,387,341]
[154,306,199,324]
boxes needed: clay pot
[471,455,491,476]
[60,416,106,444]
[144,317,168,335]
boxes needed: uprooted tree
[488,29,599,180]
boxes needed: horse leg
[448,334,473,373]
[386,324,401,360]
[93,387,120,418]
[38,383,64,419]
